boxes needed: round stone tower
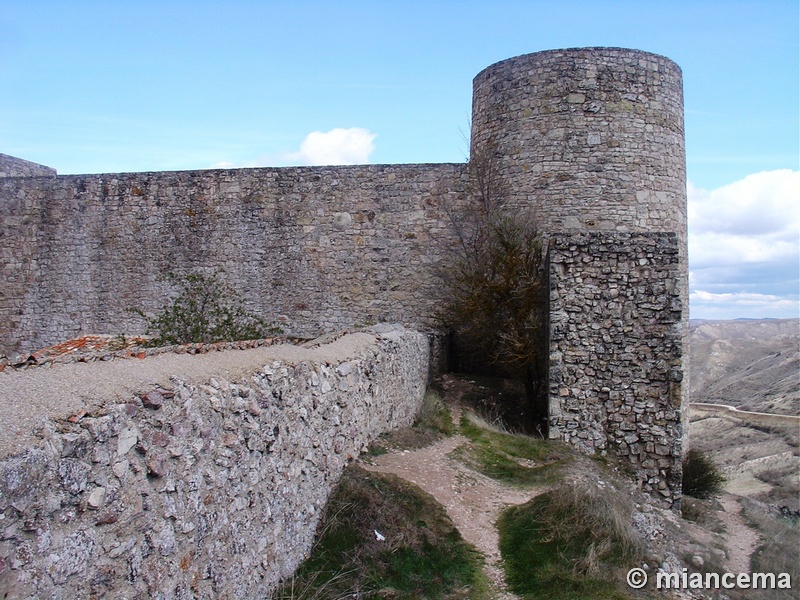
[470,47,686,240]
[469,48,689,502]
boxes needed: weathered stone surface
[141,390,164,410]
[0,327,429,598]
[548,232,684,503]
[0,154,56,178]
[86,486,106,509]
[471,48,686,243]
[0,164,468,357]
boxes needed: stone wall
[0,164,467,356]
[0,154,56,178]
[0,326,430,598]
[0,46,690,503]
[548,233,684,501]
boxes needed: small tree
[132,271,280,346]
[437,145,548,432]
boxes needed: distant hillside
[689,319,799,415]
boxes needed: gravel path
[0,333,378,460]
[717,493,762,574]
[362,403,543,599]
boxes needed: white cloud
[688,170,800,319]
[208,156,273,169]
[689,231,797,269]
[690,290,798,320]
[205,127,377,169]
[283,128,377,166]
[209,160,237,169]
[688,170,799,236]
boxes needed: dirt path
[717,493,762,573]
[361,404,543,598]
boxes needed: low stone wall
[0,325,430,598]
[548,232,684,502]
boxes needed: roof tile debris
[1,334,296,372]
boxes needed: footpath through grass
[454,407,645,599]
[454,412,567,486]
[274,382,651,600]
[272,465,487,599]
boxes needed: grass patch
[416,390,457,436]
[455,375,533,433]
[497,482,642,599]
[681,496,727,533]
[453,412,566,486]
[273,465,488,599]
[366,444,389,458]
[753,462,800,509]
[368,390,456,454]
[748,422,800,449]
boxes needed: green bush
[132,271,281,346]
[682,449,726,499]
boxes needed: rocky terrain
[688,319,799,510]
[689,319,799,414]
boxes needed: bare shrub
[131,271,281,346]
[436,146,548,432]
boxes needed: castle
[1,47,687,497]
[1,48,686,495]
[0,47,688,597]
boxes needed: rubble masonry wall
[0,327,429,598]
[548,232,684,499]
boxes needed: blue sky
[1,0,798,320]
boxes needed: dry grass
[453,411,567,486]
[462,409,509,434]
[416,390,457,436]
[498,480,642,599]
[689,412,799,510]
[455,375,533,434]
[367,390,456,455]
[739,498,799,600]
[681,496,727,533]
[271,465,488,599]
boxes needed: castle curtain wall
[1,48,688,502]
[0,164,467,356]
